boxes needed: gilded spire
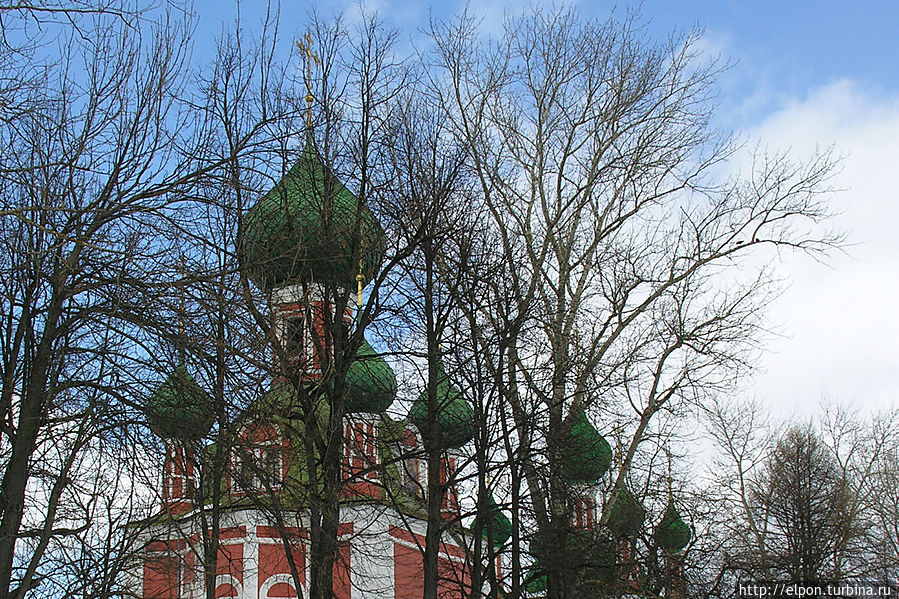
[297,31,320,128]
[176,254,187,365]
[356,257,364,308]
[666,447,673,501]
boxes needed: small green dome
[345,338,396,413]
[408,359,474,449]
[561,411,612,484]
[147,365,214,440]
[654,501,691,553]
[238,137,384,291]
[473,493,512,548]
[607,486,645,538]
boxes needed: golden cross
[297,31,320,128]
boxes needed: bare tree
[867,419,899,583]
[703,401,899,595]
[385,95,482,599]
[0,4,848,599]
[428,6,839,598]
[0,3,274,597]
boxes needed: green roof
[561,411,612,484]
[238,137,384,290]
[146,365,214,440]
[654,500,691,553]
[408,359,474,449]
[473,492,512,548]
[607,485,645,538]
[345,338,396,414]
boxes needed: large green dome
[473,493,512,548]
[345,338,396,414]
[607,485,645,538]
[561,411,612,484]
[654,500,691,553]
[408,359,475,449]
[238,137,385,291]
[146,365,214,441]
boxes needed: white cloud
[740,80,899,417]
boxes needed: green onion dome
[654,501,691,553]
[345,338,396,414]
[146,365,214,441]
[408,359,475,449]
[607,486,646,538]
[473,493,513,548]
[238,137,385,291]
[561,411,612,484]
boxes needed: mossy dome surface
[607,486,645,538]
[345,338,396,414]
[561,411,612,484]
[408,359,475,449]
[473,493,512,548]
[238,137,384,291]
[147,365,214,441]
[654,500,691,553]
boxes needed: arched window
[572,494,597,529]
[260,574,299,599]
[401,428,423,497]
[440,457,459,512]
[232,424,286,493]
[214,575,242,598]
[283,316,305,357]
[163,444,195,503]
[343,418,379,482]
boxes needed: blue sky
[194,1,899,417]
[643,1,899,130]
[195,1,899,112]
[645,1,899,89]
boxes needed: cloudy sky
[196,1,898,418]
[636,1,899,418]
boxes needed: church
[136,130,486,599]
[134,67,692,598]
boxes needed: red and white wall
[140,505,470,599]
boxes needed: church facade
[134,113,692,599]
[139,433,471,599]
[137,135,477,599]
